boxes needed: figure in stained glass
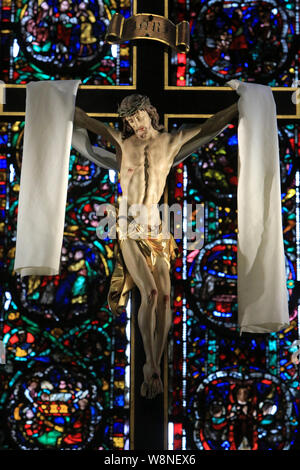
[76,1,97,56]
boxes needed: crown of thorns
[117,95,150,118]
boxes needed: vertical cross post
[129,0,167,451]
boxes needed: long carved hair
[118,94,165,140]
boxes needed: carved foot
[140,381,148,397]
[148,372,163,399]
[141,363,163,399]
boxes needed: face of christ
[125,109,154,140]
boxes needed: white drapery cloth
[13,80,289,333]
[226,79,289,333]
[14,80,81,277]
[14,80,118,278]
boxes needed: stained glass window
[168,119,300,449]
[1,0,300,452]
[0,0,134,450]
[169,0,300,87]
[166,0,300,451]
[0,119,131,449]
[0,0,132,85]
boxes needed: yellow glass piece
[113,437,124,448]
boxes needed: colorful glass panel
[0,120,130,450]
[168,120,300,450]
[169,0,300,87]
[0,0,132,85]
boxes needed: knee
[163,294,170,305]
[148,289,158,305]
[142,288,157,307]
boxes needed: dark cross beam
[1,0,299,451]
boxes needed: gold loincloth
[107,207,179,316]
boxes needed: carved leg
[152,257,172,370]
[120,238,160,398]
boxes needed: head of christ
[118,94,164,140]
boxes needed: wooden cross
[1,0,298,451]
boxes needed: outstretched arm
[74,107,122,149]
[73,107,122,171]
[172,102,239,166]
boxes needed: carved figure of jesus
[74,95,238,399]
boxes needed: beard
[136,127,148,139]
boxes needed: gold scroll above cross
[105,13,190,53]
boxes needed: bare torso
[118,129,198,226]
[120,131,174,203]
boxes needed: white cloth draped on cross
[13,80,289,333]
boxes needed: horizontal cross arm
[74,107,122,150]
[172,102,238,166]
